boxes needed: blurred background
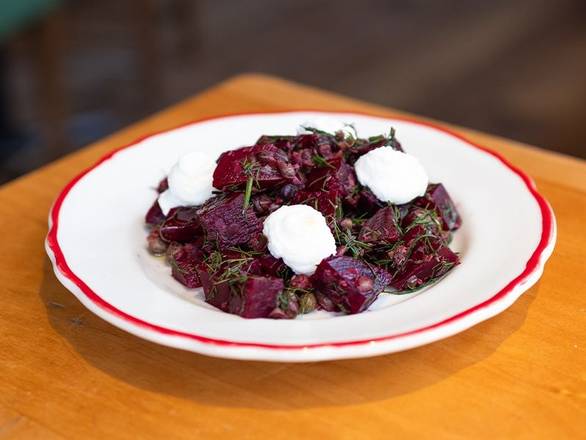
[0,0,585,184]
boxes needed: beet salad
[145,123,461,319]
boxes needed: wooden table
[1,74,585,439]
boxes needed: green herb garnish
[332,220,372,258]
[301,126,334,136]
[241,158,261,211]
[243,175,253,211]
[311,154,335,169]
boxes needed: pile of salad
[145,123,461,319]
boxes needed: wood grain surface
[0,74,585,439]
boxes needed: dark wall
[2,0,585,182]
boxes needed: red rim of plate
[46,110,555,351]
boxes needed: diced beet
[248,233,268,252]
[198,266,284,318]
[251,194,273,215]
[212,146,253,189]
[256,135,296,151]
[414,183,461,231]
[336,162,358,196]
[228,276,285,318]
[306,157,357,197]
[390,245,459,291]
[145,200,166,226]
[295,133,321,150]
[347,135,403,164]
[315,291,337,311]
[312,256,391,314]
[197,193,262,249]
[289,133,343,170]
[305,165,334,192]
[197,266,232,311]
[402,206,451,244]
[402,206,443,235]
[356,189,384,216]
[213,144,299,190]
[402,225,443,250]
[295,159,345,218]
[293,188,339,219]
[247,255,288,278]
[384,243,410,269]
[168,242,204,288]
[212,145,278,189]
[290,148,314,168]
[159,207,201,242]
[358,206,401,244]
[290,274,312,289]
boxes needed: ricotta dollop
[158,151,216,215]
[354,148,428,205]
[262,204,336,275]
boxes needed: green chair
[0,0,62,43]
[0,0,66,158]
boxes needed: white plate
[45,111,556,362]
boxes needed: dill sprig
[301,126,334,136]
[343,123,358,139]
[404,208,443,234]
[241,158,261,211]
[367,126,397,147]
[332,220,372,258]
[311,154,335,169]
[243,176,254,211]
[390,260,457,295]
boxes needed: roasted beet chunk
[354,189,385,216]
[306,157,357,197]
[288,133,343,171]
[359,206,401,244]
[197,261,284,318]
[293,157,350,219]
[213,144,300,190]
[145,200,166,226]
[312,256,391,314]
[256,135,295,151]
[229,276,285,318]
[402,206,447,242]
[197,265,231,311]
[197,193,262,249]
[159,206,201,242]
[346,130,403,163]
[168,242,204,288]
[247,255,288,278]
[293,188,339,219]
[390,245,459,291]
[414,183,461,231]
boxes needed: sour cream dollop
[158,151,216,215]
[263,205,336,275]
[354,148,428,205]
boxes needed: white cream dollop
[354,147,428,205]
[158,151,216,215]
[262,204,336,275]
[297,116,355,137]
